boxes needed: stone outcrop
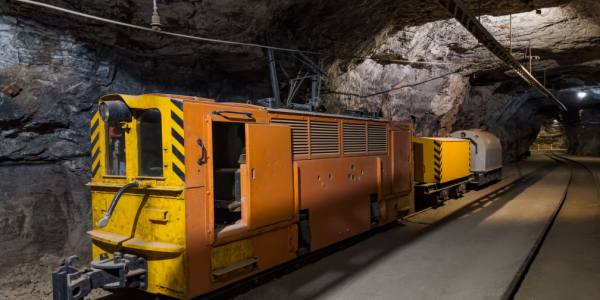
[530,120,568,150]
[565,108,600,156]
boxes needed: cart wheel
[497,169,503,182]
[439,188,450,201]
[450,186,461,198]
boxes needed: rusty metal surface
[271,118,309,157]
[310,121,340,155]
[85,96,416,299]
[392,129,412,194]
[246,124,294,229]
[297,156,378,251]
[367,124,387,153]
[379,155,393,197]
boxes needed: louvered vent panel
[272,119,308,157]
[343,123,367,153]
[310,121,339,155]
[368,125,387,153]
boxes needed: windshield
[105,119,127,176]
[138,109,164,177]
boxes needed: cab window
[105,119,127,176]
[138,109,163,177]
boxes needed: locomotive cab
[53,94,190,300]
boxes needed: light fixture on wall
[578,92,587,99]
[2,82,21,98]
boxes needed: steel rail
[501,152,573,299]
[553,153,600,203]
[435,0,567,111]
[14,0,323,55]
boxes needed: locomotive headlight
[99,101,132,122]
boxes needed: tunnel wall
[566,109,600,156]
[0,7,271,275]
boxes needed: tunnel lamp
[578,92,587,99]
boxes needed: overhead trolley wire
[14,0,323,55]
[16,0,494,69]
[16,0,490,67]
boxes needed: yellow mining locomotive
[52,93,414,300]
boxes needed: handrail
[212,110,253,117]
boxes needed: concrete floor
[515,154,600,300]
[231,152,570,300]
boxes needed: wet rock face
[565,109,600,156]
[0,0,599,281]
[530,121,568,150]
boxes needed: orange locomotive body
[183,94,414,298]
[60,93,413,300]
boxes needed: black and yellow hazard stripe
[170,99,186,182]
[468,145,471,171]
[91,112,102,178]
[433,140,442,183]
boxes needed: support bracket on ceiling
[435,0,567,111]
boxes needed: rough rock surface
[530,120,568,150]
[322,1,600,162]
[1,0,600,298]
[565,108,600,156]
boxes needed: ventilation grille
[368,125,387,153]
[310,121,339,155]
[343,123,367,153]
[272,119,308,156]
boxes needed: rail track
[504,152,600,299]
